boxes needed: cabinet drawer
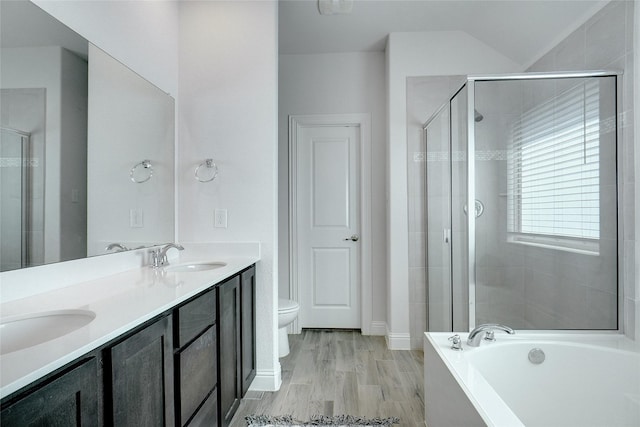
[177,289,216,347]
[179,326,217,426]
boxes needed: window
[507,79,601,254]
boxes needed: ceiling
[279,0,609,67]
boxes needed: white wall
[177,1,280,390]
[279,52,387,329]
[386,31,521,349]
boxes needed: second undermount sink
[0,309,96,355]
[164,262,227,273]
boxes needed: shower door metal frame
[425,70,622,332]
[465,70,621,331]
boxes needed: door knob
[343,234,359,242]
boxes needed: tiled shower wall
[406,0,636,348]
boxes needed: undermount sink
[164,262,227,272]
[0,309,96,355]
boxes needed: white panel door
[297,125,360,328]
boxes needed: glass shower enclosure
[0,126,32,271]
[425,71,619,331]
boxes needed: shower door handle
[343,234,360,242]
[443,229,451,243]
[463,199,485,218]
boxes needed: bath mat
[245,414,400,426]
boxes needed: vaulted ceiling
[279,0,609,67]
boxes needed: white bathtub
[424,332,640,427]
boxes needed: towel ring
[195,158,218,183]
[130,159,153,183]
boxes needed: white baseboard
[386,326,411,350]
[248,364,282,391]
[368,321,387,336]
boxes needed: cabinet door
[241,266,256,396]
[109,315,174,427]
[218,276,241,427]
[0,357,98,427]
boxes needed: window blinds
[507,80,600,241]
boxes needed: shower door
[425,104,452,331]
[425,86,469,332]
[471,75,619,330]
[0,127,31,271]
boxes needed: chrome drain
[528,348,545,364]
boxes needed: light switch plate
[130,208,144,228]
[214,209,228,228]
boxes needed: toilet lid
[278,298,299,312]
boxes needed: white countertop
[0,254,258,399]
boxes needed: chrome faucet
[105,243,128,252]
[467,323,515,347]
[151,243,184,268]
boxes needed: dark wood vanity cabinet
[218,275,242,426]
[107,315,174,427]
[0,264,257,427]
[0,357,99,426]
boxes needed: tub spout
[467,324,515,347]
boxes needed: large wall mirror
[0,0,175,272]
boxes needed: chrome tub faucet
[467,323,515,347]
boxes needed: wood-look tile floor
[230,330,425,427]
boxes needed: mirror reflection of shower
[0,126,32,271]
[1,88,47,271]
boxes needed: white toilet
[277,298,299,358]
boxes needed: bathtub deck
[230,330,425,427]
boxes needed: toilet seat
[278,298,299,313]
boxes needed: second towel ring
[130,160,153,183]
[195,158,218,183]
